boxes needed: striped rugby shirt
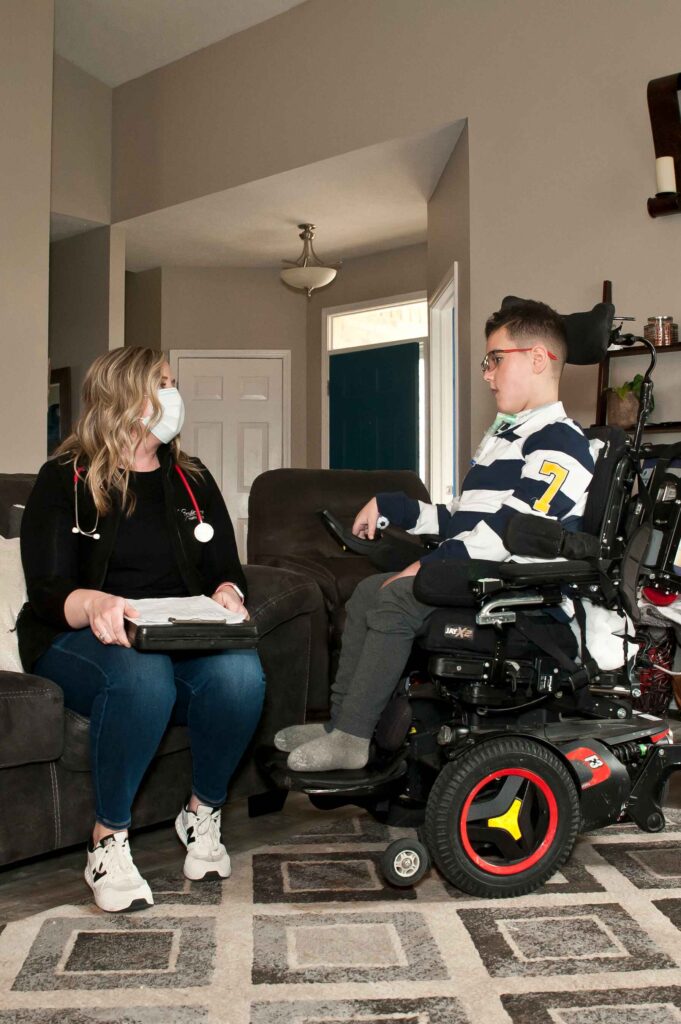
[377,401,595,565]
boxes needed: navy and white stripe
[377,402,595,565]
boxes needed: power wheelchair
[263,299,681,898]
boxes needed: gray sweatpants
[330,572,437,739]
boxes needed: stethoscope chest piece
[194,521,214,543]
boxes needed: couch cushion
[0,537,27,672]
[248,468,430,563]
[0,671,63,768]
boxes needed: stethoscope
[72,462,215,544]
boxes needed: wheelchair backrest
[639,440,681,594]
[583,425,632,556]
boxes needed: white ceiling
[121,122,465,271]
[54,0,309,86]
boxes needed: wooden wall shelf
[596,339,680,433]
[608,342,681,358]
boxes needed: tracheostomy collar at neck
[142,387,185,444]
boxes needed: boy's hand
[353,497,380,539]
[381,561,421,587]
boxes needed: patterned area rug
[4,806,681,1023]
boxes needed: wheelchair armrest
[505,512,600,560]
[477,560,599,588]
[319,509,437,573]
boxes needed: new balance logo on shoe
[84,831,153,914]
[186,825,195,845]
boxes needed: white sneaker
[85,832,153,913]
[175,803,231,881]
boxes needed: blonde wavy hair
[55,347,200,515]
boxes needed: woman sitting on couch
[18,347,265,913]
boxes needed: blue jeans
[35,629,266,830]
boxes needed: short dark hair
[485,298,567,366]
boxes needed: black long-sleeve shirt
[18,444,246,670]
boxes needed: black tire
[308,793,352,811]
[424,736,580,898]
[381,838,431,888]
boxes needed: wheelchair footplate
[258,746,408,799]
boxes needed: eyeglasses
[481,347,558,373]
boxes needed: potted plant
[605,373,653,429]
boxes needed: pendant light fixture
[280,224,341,298]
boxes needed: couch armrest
[245,563,327,635]
[249,555,341,610]
[0,671,63,768]
[242,563,329,719]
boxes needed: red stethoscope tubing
[73,463,213,542]
[174,464,202,523]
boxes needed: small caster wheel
[381,838,431,888]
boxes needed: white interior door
[174,353,288,561]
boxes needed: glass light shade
[280,265,337,293]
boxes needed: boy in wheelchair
[266,294,681,897]
[276,298,596,772]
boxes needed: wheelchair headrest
[501,296,614,365]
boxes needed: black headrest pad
[501,296,614,365]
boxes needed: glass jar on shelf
[643,315,678,347]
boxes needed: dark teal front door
[329,341,419,470]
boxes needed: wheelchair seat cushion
[420,606,578,661]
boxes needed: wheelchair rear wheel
[424,736,580,898]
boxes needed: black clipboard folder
[126,617,258,652]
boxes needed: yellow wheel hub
[487,797,522,840]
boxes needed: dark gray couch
[247,468,431,699]
[0,473,328,867]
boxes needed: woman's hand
[353,497,380,539]
[84,593,139,647]
[212,583,250,620]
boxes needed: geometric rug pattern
[4,807,681,1023]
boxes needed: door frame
[321,291,428,473]
[428,264,458,502]
[169,348,292,467]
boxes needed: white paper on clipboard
[124,595,247,626]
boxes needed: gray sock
[287,729,370,771]
[273,722,330,753]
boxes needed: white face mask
[142,387,185,444]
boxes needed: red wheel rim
[459,767,559,876]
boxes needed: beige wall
[156,267,308,466]
[0,0,54,472]
[112,0,681,459]
[125,269,163,350]
[427,124,471,470]
[49,227,125,418]
[306,243,427,466]
[51,55,112,224]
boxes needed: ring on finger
[97,630,107,641]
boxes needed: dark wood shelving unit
[595,341,681,434]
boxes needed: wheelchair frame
[261,304,681,898]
